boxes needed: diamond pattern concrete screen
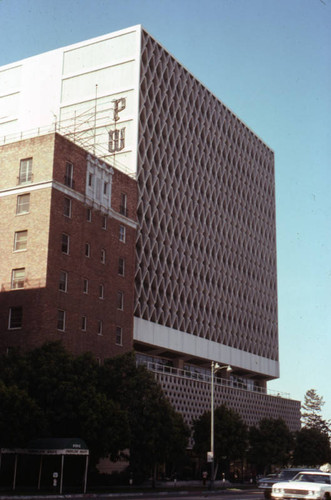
[135,30,278,361]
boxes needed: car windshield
[294,474,330,484]
[280,471,299,480]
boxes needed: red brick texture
[0,133,137,362]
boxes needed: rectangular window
[81,316,87,331]
[8,306,23,329]
[83,279,88,294]
[102,216,107,230]
[87,208,92,222]
[14,230,28,251]
[65,162,73,188]
[101,249,106,264]
[19,158,33,184]
[117,291,124,310]
[63,197,72,218]
[57,310,66,331]
[11,268,25,289]
[119,193,127,216]
[119,225,126,242]
[98,320,103,335]
[61,234,69,254]
[99,284,104,299]
[16,193,30,214]
[118,258,125,276]
[85,243,90,257]
[103,182,109,196]
[59,270,68,292]
[88,173,93,188]
[115,326,122,345]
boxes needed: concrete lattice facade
[147,363,300,432]
[0,26,301,430]
[135,30,278,364]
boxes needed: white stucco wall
[0,26,142,175]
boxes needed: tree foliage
[0,343,189,480]
[293,427,331,466]
[0,381,46,447]
[100,353,190,482]
[193,404,248,466]
[301,389,330,435]
[248,418,293,474]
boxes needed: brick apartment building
[0,133,137,361]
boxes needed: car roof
[295,471,331,476]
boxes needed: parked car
[258,469,319,498]
[271,471,331,500]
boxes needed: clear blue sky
[1,0,330,422]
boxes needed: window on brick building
[99,284,104,299]
[87,208,92,222]
[115,326,122,345]
[63,197,72,218]
[81,316,87,331]
[88,173,93,188]
[119,225,126,242]
[83,279,88,294]
[14,230,28,251]
[98,320,103,335]
[59,270,68,292]
[18,158,33,184]
[57,310,66,331]
[118,258,125,276]
[11,268,25,289]
[101,249,106,264]
[117,291,124,310]
[8,306,23,329]
[61,234,69,254]
[65,162,74,188]
[102,215,107,230]
[16,193,30,214]
[119,193,127,216]
[85,243,90,257]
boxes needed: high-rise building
[0,26,301,430]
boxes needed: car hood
[274,481,323,491]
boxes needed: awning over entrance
[0,438,89,493]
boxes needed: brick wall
[0,133,137,361]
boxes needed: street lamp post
[209,362,232,490]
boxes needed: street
[88,489,263,500]
[0,490,263,500]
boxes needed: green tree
[0,344,189,479]
[293,427,330,466]
[301,389,330,435]
[100,353,190,484]
[248,418,293,474]
[0,381,46,447]
[0,343,129,464]
[193,404,248,476]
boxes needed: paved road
[0,488,263,500]
[90,490,263,500]
[117,492,262,500]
